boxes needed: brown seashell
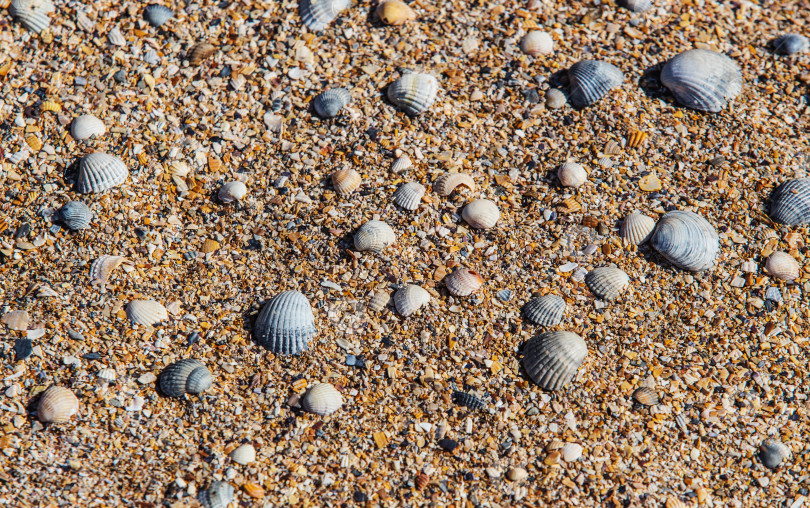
[434,173,475,196]
[243,482,265,499]
[444,268,484,296]
[25,134,42,152]
[376,0,416,25]
[37,386,79,423]
[201,239,220,253]
[188,42,216,65]
[40,100,61,112]
[2,310,30,330]
[415,472,429,490]
[368,288,391,312]
[632,386,659,406]
[331,168,362,196]
[626,130,648,148]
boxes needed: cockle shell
[77,153,128,193]
[765,252,799,281]
[376,0,416,25]
[619,0,651,12]
[452,390,485,410]
[387,73,439,116]
[367,289,391,312]
[253,290,316,355]
[299,0,349,31]
[660,49,742,112]
[2,310,30,331]
[561,443,583,462]
[649,210,719,272]
[567,60,624,107]
[107,27,126,46]
[126,300,168,326]
[759,438,791,469]
[621,212,655,245]
[37,386,79,423]
[546,89,566,109]
[188,42,216,65]
[391,155,413,173]
[57,201,92,230]
[160,359,213,397]
[90,255,128,285]
[557,162,587,188]
[301,383,344,415]
[70,115,106,140]
[354,220,396,252]
[98,368,117,382]
[144,4,174,27]
[394,284,430,316]
[769,178,810,225]
[331,168,362,195]
[462,199,500,229]
[229,444,256,465]
[585,267,629,301]
[772,34,809,55]
[444,269,484,297]
[520,31,553,56]
[393,182,425,210]
[522,331,587,391]
[632,387,659,405]
[313,88,351,118]
[434,173,475,196]
[199,481,234,508]
[523,295,565,326]
[9,0,54,33]
[218,181,247,203]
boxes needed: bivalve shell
[620,212,655,245]
[37,386,79,424]
[393,182,425,210]
[90,255,128,285]
[759,438,791,469]
[619,0,651,12]
[218,181,247,203]
[567,60,624,108]
[461,199,500,229]
[434,173,475,196]
[160,359,213,397]
[2,310,30,331]
[57,201,92,230]
[394,284,430,317]
[585,267,629,301]
[70,115,106,140]
[557,162,587,188]
[523,295,565,326]
[546,89,566,109]
[387,73,439,116]
[313,88,351,118]
[769,178,810,225]
[772,34,809,55]
[632,387,659,406]
[9,0,54,33]
[367,289,391,312]
[199,481,235,508]
[660,49,742,112]
[301,383,344,415]
[506,467,528,482]
[561,443,583,462]
[229,444,256,465]
[391,155,413,173]
[299,0,350,31]
[765,252,799,281]
[452,390,485,410]
[188,42,216,65]
[522,331,587,391]
[354,220,396,252]
[520,30,553,56]
[649,211,719,272]
[77,153,128,194]
[331,168,362,195]
[376,0,416,25]
[126,300,168,326]
[444,268,484,297]
[253,290,316,355]
[144,4,174,27]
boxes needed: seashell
[545,88,566,109]
[759,438,790,469]
[229,444,256,465]
[769,178,810,225]
[523,295,566,326]
[354,220,396,252]
[9,0,54,33]
[772,34,809,55]
[168,161,190,178]
[626,130,648,148]
[367,289,391,312]
[567,60,624,107]
[56,201,92,230]
[561,443,583,462]
[331,168,362,195]
[2,310,30,331]
[666,497,690,508]
[618,0,651,12]
[201,239,220,254]
[144,4,174,27]
[585,267,629,301]
[107,27,126,46]
[444,268,484,297]
[387,73,440,116]
[520,30,553,56]
[90,255,128,285]
[557,162,587,188]
[603,140,621,155]
[301,383,344,415]
[660,49,742,113]
[126,300,168,326]
[546,440,565,451]
[97,368,116,382]
[37,386,79,424]
[597,157,613,169]
[376,0,416,25]
[393,182,425,210]
[434,173,476,196]
[77,153,129,194]
[70,114,106,140]
[765,252,799,281]
[521,331,587,391]
[40,100,61,112]
[298,0,350,31]
[188,42,216,65]
[313,88,351,118]
[391,155,413,173]
[649,211,719,272]
[218,181,247,203]
[506,467,528,482]
[461,199,500,229]
[25,134,42,152]
[620,212,655,245]
[199,481,235,508]
[394,284,430,317]
[253,290,316,355]
[632,386,659,406]
[452,390,485,410]
[160,359,213,397]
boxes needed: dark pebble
[187,332,200,345]
[83,352,101,360]
[14,338,32,361]
[353,491,367,503]
[438,439,459,452]
[113,70,127,84]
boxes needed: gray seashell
[126,300,168,326]
[567,60,624,108]
[299,0,350,31]
[769,178,810,225]
[387,73,440,116]
[313,88,351,118]
[394,284,430,317]
[107,27,126,46]
[56,201,92,230]
[199,481,234,508]
[393,182,425,210]
[585,267,629,301]
[367,289,391,312]
[301,383,344,415]
[253,290,316,355]
[218,181,247,203]
[77,153,128,194]
[70,115,106,140]
[144,4,174,27]
[660,49,742,112]
[160,359,213,397]
[649,211,719,272]
[546,89,566,109]
[522,331,587,391]
[759,438,791,469]
[391,155,413,173]
[354,220,396,252]
[620,212,655,245]
[9,0,54,33]
[523,295,565,326]
[452,390,485,410]
[229,444,256,465]
[618,0,651,12]
[772,34,809,55]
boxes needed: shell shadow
[63,159,80,189]
[636,243,679,272]
[637,61,671,102]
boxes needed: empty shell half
[567,60,624,108]
[523,295,566,326]
[126,300,168,326]
[394,284,430,316]
[229,444,256,465]
[253,290,316,355]
[522,331,587,391]
[561,443,583,462]
[765,252,799,281]
[218,181,247,203]
[77,153,129,194]
[391,155,413,173]
[387,73,439,116]
[70,115,106,140]
[332,168,362,195]
[660,49,742,112]
[759,438,790,469]
[56,201,92,230]
[769,178,810,225]
[452,390,486,410]
[772,34,809,55]
[37,386,79,423]
[9,0,54,33]
[621,212,655,245]
[520,30,553,56]
[301,383,344,415]
[188,42,217,65]
[557,162,587,188]
[632,387,659,406]
[434,173,476,196]
[160,359,212,397]
[367,289,391,312]
[444,269,484,297]
[2,310,30,331]
[90,255,128,285]
[144,4,174,26]
[376,0,416,25]
[462,199,500,229]
[299,0,349,31]
[199,481,234,508]
[649,210,719,272]
[585,267,630,301]
[354,220,396,252]
[313,88,351,118]
[393,182,425,210]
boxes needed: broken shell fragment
[2,310,30,331]
[188,42,217,65]
[618,0,651,12]
[394,284,430,316]
[37,386,79,424]
[461,199,500,229]
[299,0,350,31]
[199,481,235,508]
[660,49,742,112]
[434,173,475,196]
[649,210,719,272]
[160,359,213,397]
[70,114,106,140]
[218,181,247,203]
[444,268,484,297]
[367,289,391,312]
[557,162,587,188]
[90,255,128,285]
[301,383,344,415]
[387,73,439,116]
[765,252,799,281]
[567,60,624,108]
[354,220,396,252]
[520,30,553,56]
[9,0,54,33]
[229,444,256,465]
[313,88,351,118]
[621,212,656,245]
[331,168,362,196]
[77,153,129,194]
[452,390,485,410]
[585,267,630,301]
[393,182,426,210]
[125,300,168,326]
[376,0,416,25]
[56,201,92,230]
[253,290,316,355]
[522,295,566,326]
[522,331,587,391]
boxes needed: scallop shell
[199,481,235,508]
[229,444,256,465]
[561,443,583,462]
[522,295,565,326]
[391,155,413,173]
[649,211,719,272]
[557,162,587,188]
[546,89,566,109]
[188,42,216,65]
[57,201,92,230]
[253,290,316,355]
[218,181,247,203]
[620,212,655,245]
[759,438,791,469]
[452,390,485,410]
[394,284,430,317]
[77,153,128,194]
[632,387,659,406]
[618,0,651,12]
[520,30,553,56]
[331,168,361,196]
[367,289,391,312]
[9,0,54,33]
[522,331,587,391]
[2,310,30,331]
[313,88,351,118]
[90,255,128,285]
[160,359,212,397]
[660,49,742,112]
[765,252,799,281]
[301,383,344,415]
[376,0,416,25]
[462,199,500,229]
[144,4,174,27]
[37,386,79,424]
[126,300,168,326]
[70,115,106,140]
[772,34,809,55]
[354,220,396,252]
[585,267,629,301]
[387,73,439,116]
[444,269,484,297]
[769,178,810,225]
[567,60,624,108]
[434,173,476,196]
[299,0,349,31]
[393,182,425,210]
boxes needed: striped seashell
[144,4,174,27]
[9,0,54,33]
[520,30,553,56]
[522,331,587,391]
[769,178,810,225]
[393,182,425,210]
[759,438,790,469]
[772,34,809,55]
[160,359,212,397]
[660,49,742,112]
[523,295,565,326]
[168,161,190,177]
[313,88,351,118]
[126,300,168,326]
[90,255,128,285]
[188,42,216,65]
[632,386,659,405]
[218,181,247,203]
[665,497,689,508]
[434,173,475,196]
[603,140,621,155]
[354,220,396,252]
[649,211,719,272]
[229,444,256,465]
[77,153,128,193]
[387,73,439,116]
[2,310,29,331]
[107,26,126,46]
[561,443,583,462]
[200,239,220,254]
[620,212,655,245]
[452,390,485,410]
[391,155,413,173]
[56,201,93,230]
[299,0,350,31]
[367,289,391,312]
[462,199,500,229]
[331,168,361,195]
[376,0,416,25]
[765,252,799,281]
[557,162,587,188]
[546,440,565,451]
[199,481,234,508]
[40,100,61,112]
[545,88,566,109]
[626,130,648,148]
[618,0,651,12]
[97,367,117,382]
[597,157,613,169]
[567,60,624,107]
[253,290,316,355]
[394,284,430,317]
[70,114,106,140]
[301,383,344,415]
[37,386,79,424]
[444,268,484,296]
[585,267,629,301]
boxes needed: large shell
[567,60,624,108]
[434,173,476,196]
[2,310,30,331]
[70,115,106,140]
[199,481,235,508]
[9,0,54,33]
[759,438,791,469]
[160,359,212,397]
[387,73,439,116]
[649,211,719,272]
[188,42,216,65]
[462,199,500,229]
[126,300,168,326]
[253,290,316,355]
[229,444,256,465]
[313,88,351,118]
[57,201,92,230]
[632,387,659,406]
[620,212,655,245]
[585,267,630,301]
[523,295,566,326]
[618,0,651,12]
[331,168,361,195]
[765,252,799,281]
[557,162,587,188]
[522,331,587,391]
[376,0,416,25]
[452,390,485,410]
[769,178,810,225]
[367,289,390,312]
[144,4,174,27]
[299,0,350,31]
[37,386,79,424]
[660,49,742,112]
[218,181,247,203]
[77,153,129,194]
[394,284,430,317]
[772,34,809,55]
[520,30,553,56]
[444,269,484,297]
[90,255,128,285]
[354,220,396,252]
[393,182,425,210]
[301,383,344,415]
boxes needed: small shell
[331,168,362,195]
[393,182,425,210]
[126,300,168,326]
[168,161,190,177]
[660,49,742,112]
[452,390,485,410]
[201,239,220,254]
[70,115,106,140]
[394,284,431,317]
[772,34,809,55]
[40,100,62,112]
[367,289,391,312]
[160,359,213,397]
[376,0,416,25]
[523,295,566,326]
[387,73,439,116]
[313,88,351,118]
[618,0,651,12]
[567,60,624,108]
[2,310,30,331]
[759,438,791,469]
[218,181,247,203]
[434,173,476,196]
[461,199,500,229]
[37,386,79,424]
[354,220,396,252]
[632,387,659,406]
[546,89,566,109]
[391,155,413,173]
[229,444,256,465]
[561,443,583,462]
[9,0,54,33]
[765,252,799,281]
[627,130,648,148]
[107,27,126,46]
[557,162,587,188]
[520,30,553,56]
[98,368,117,382]
[522,331,587,391]
[144,4,174,27]
[620,212,655,245]
[301,383,344,415]
[444,269,484,297]
[56,201,92,230]
[649,210,719,272]
[299,0,350,31]
[90,255,128,285]
[253,290,316,355]
[769,178,810,225]
[585,267,629,301]
[77,153,129,194]
[188,42,217,65]
[199,481,235,508]
[506,468,528,482]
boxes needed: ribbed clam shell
[188,42,216,65]
[632,387,659,406]
[660,49,742,112]
[354,220,396,252]
[452,390,485,410]
[769,178,810,225]
[444,268,484,297]
[331,168,361,195]
[218,181,247,203]
[393,182,425,210]
[57,201,92,230]
[107,27,126,46]
[523,295,565,326]
[620,212,655,245]
[546,88,566,109]
[299,0,349,31]
[394,284,430,317]
[253,290,316,355]
[301,383,344,415]
[391,155,413,173]
[2,310,29,331]
[9,0,54,33]
[77,153,128,193]
[199,481,234,508]
[520,31,553,56]
[126,300,168,326]
[229,444,256,465]
[144,4,174,27]
[313,88,351,118]
[561,443,583,462]
[70,114,106,140]
[387,73,439,116]
[160,359,212,397]
[585,267,629,301]
[462,199,500,229]
[376,0,416,25]
[557,162,587,188]
[367,289,391,312]
[434,173,475,196]
[37,386,79,424]
[759,438,790,469]
[765,252,799,281]
[90,255,127,285]
[772,34,809,55]
[567,60,624,107]
[522,331,587,391]
[98,367,117,382]
[649,211,719,272]
[619,0,651,12]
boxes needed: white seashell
[557,162,587,188]
[2,310,30,331]
[387,73,440,116]
[523,295,565,326]
[772,34,809,55]
[98,368,117,382]
[229,444,256,465]
[90,255,128,285]
[331,168,362,196]
[765,252,799,281]
[660,49,742,113]
[394,284,430,317]
[298,0,350,31]
[56,201,92,230]
[160,359,212,397]
[462,199,500,229]
[301,383,344,415]
[391,155,413,173]
[126,300,168,326]
[619,0,651,12]
[218,181,247,203]
[444,268,484,297]
[649,210,719,272]
[313,88,351,118]
[760,438,791,469]
[520,31,553,56]
[254,290,316,355]
[769,178,810,225]
[37,386,79,424]
[77,153,129,194]
[620,212,655,245]
[568,60,624,107]
[354,220,396,252]
[169,161,190,177]
[434,173,476,196]
[107,27,126,46]
[522,331,587,391]
[70,115,106,140]
[585,267,630,301]
[393,182,425,210]
[199,481,234,508]
[9,0,54,33]
[561,443,583,462]
[546,89,566,109]
[368,289,391,312]
[144,4,174,27]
